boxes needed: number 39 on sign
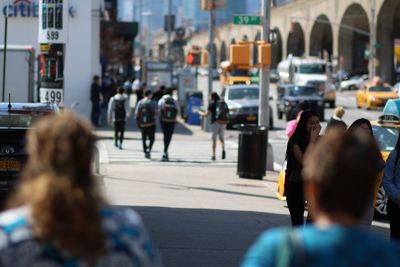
[40,88,64,106]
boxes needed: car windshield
[288,86,319,97]
[0,111,52,128]
[228,87,259,100]
[229,70,249,77]
[298,64,326,74]
[368,86,393,92]
[372,125,399,151]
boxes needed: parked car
[0,102,58,205]
[276,84,325,121]
[306,80,336,108]
[197,67,208,76]
[221,84,273,129]
[270,69,280,83]
[394,82,400,97]
[356,84,398,109]
[340,74,369,91]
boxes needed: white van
[277,56,336,107]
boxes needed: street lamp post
[370,0,376,80]
[142,11,152,58]
[167,0,172,58]
[2,0,9,102]
[260,0,271,127]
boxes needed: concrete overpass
[152,0,400,84]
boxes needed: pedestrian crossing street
[97,139,239,166]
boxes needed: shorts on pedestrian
[211,122,225,141]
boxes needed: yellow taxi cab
[356,83,398,110]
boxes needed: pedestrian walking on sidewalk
[348,118,385,229]
[136,90,158,159]
[326,106,347,131]
[383,133,400,241]
[285,110,321,226]
[158,89,179,161]
[0,112,162,266]
[90,75,103,127]
[197,92,229,161]
[135,82,146,107]
[107,87,131,149]
[242,129,400,267]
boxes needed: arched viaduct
[175,0,400,84]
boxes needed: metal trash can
[186,93,203,125]
[237,125,268,179]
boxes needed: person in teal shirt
[242,129,400,267]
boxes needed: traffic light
[187,51,201,65]
[230,44,251,65]
[201,50,208,65]
[259,43,271,66]
[201,0,213,10]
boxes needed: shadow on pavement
[119,206,390,267]
[106,176,277,201]
[124,206,291,267]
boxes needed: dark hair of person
[117,87,124,94]
[325,120,347,134]
[144,89,153,97]
[392,128,400,165]
[348,118,373,136]
[303,129,381,219]
[8,112,106,262]
[93,75,100,81]
[210,92,220,102]
[165,88,173,96]
[286,110,319,159]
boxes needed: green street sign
[233,15,261,26]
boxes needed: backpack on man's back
[114,99,126,120]
[137,100,155,128]
[216,101,229,124]
[161,97,177,123]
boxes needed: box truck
[0,45,35,102]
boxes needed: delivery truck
[0,45,35,102]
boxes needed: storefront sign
[2,0,39,17]
[38,0,68,44]
[39,43,64,106]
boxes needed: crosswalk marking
[97,139,238,166]
[96,137,285,169]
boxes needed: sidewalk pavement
[95,122,390,267]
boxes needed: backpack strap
[275,229,305,267]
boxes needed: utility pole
[369,0,376,80]
[208,1,215,97]
[259,0,270,127]
[2,1,9,102]
[203,0,216,132]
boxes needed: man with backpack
[197,92,229,161]
[135,90,158,159]
[158,89,179,161]
[107,87,131,149]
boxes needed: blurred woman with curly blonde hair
[0,111,162,267]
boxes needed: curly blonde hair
[8,111,106,261]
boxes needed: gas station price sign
[38,0,69,44]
